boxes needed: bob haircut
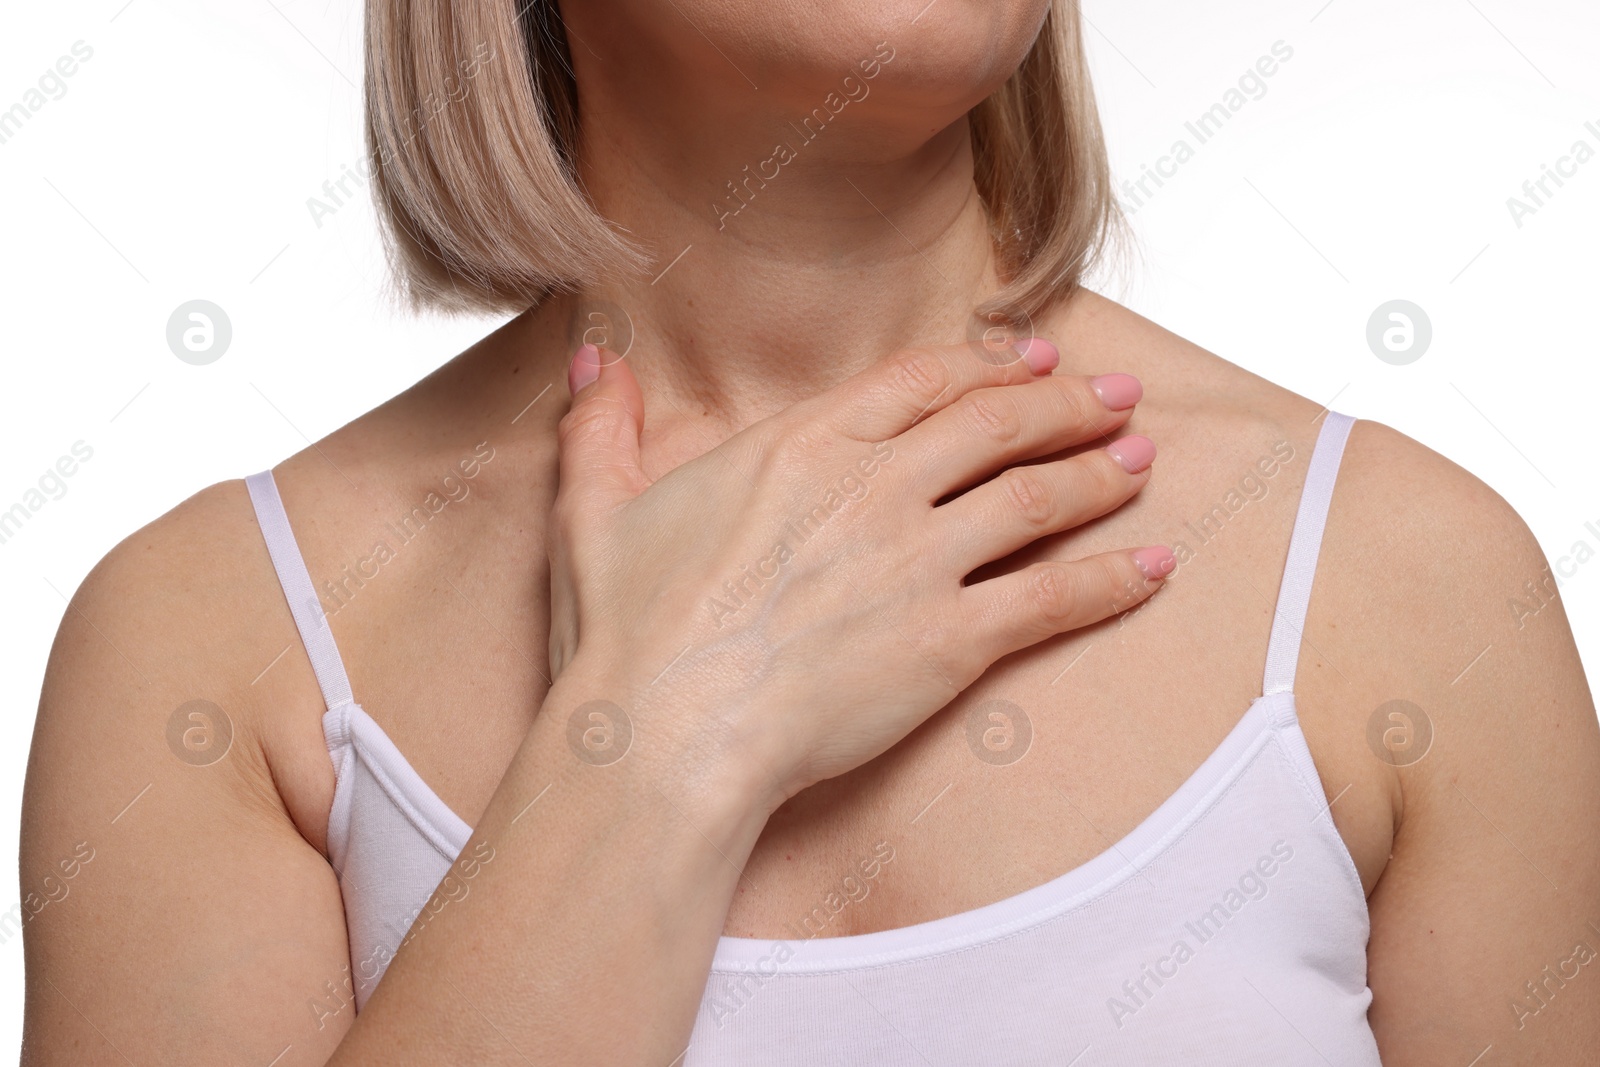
[365,0,1122,323]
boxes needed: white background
[1,0,1596,1055]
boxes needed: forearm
[328,667,775,1065]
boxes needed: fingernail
[568,343,601,395]
[1091,373,1142,410]
[1013,337,1059,375]
[1105,434,1156,474]
[1133,546,1177,580]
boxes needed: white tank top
[246,411,1380,1065]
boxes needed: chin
[861,0,1052,111]
[581,0,1050,124]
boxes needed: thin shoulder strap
[245,470,355,710]
[1261,411,1356,696]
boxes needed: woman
[20,0,1599,1064]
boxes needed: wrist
[540,658,787,839]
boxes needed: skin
[19,0,1600,1063]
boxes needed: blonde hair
[365,0,1122,321]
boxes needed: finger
[960,546,1176,662]
[897,372,1143,501]
[798,338,1062,443]
[938,436,1155,568]
[555,344,649,514]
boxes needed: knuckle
[1027,563,1078,625]
[999,467,1056,529]
[740,416,781,459]
[1089,556,1137,612]
[1110,571,1149,613]
[1078,451,1127,502]
[887,348,953,409]
[957,392,1022,444]
[768,418,834,468]
[1104,552,1136,589]
[556,401,612,449]
[555,408,584,447]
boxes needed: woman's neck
[534,102,1005,446]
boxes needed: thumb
[557,343,648,510]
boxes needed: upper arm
[1344,425,1600,1064]
[19,483,354,1066]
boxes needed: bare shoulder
[26,475,334,856]
[1064,288,1597,888]
[1066,287,1558,638]
[67,475,256,616]
[1321,429,1600,1058]
[1303,412,1598,803]
[1336,418,1539,583]
[1324,416,1600,805]
[1220,394,1596,991]
[21,476,362,1064]
[38,476,271,744]
[1315,415,1586,718]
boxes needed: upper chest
[262,404,1395,939]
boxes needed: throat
[547,117,1009,433]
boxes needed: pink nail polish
[568,343,601,395]
[1133,546,1176,580]
[1013,337,1059,375]
[1090,373,1142,411]
[1105,434,1156,474]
